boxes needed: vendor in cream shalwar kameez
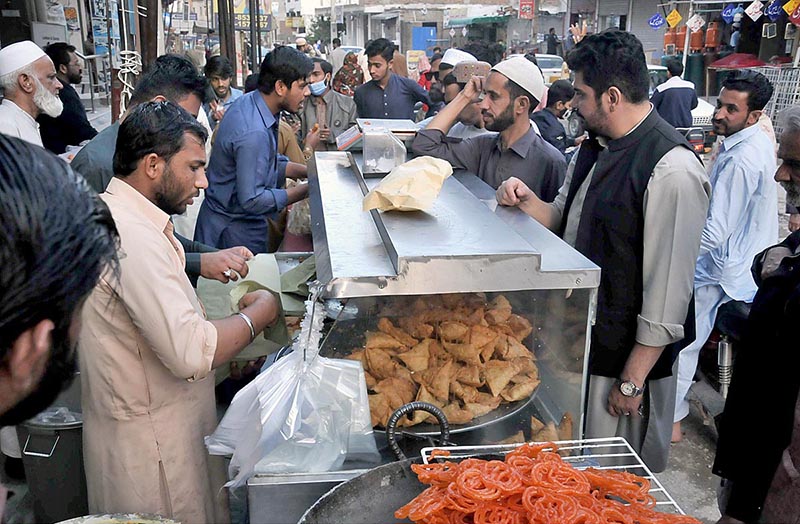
[79,102,279,523]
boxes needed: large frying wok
[298,402,501,524]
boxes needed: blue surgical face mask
[309,79,327,96]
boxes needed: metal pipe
[682,1,692,72]
[717,335,733,399]
[249,0,257,73]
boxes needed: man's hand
[606,382,644,418]
[200,247,253,283]
[462,76,485,104]
[238,289,280,330]
[789,213,800,232]
[304,125,322,151]
[318,125,331,141]
[286,182,309,205]
[210,100,225,122]
[496,177,535,207]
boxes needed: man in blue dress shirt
[194,46,311,253]
[673,70,778,441]
[354,38,432,120]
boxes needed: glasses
[424,71,439,81]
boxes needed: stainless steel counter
[309,151,600,299]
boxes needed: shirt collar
[597,104,653,149]
[253,91,278,129]
[2,99,38,127]
[105,177,171,234]
[720,122,761,152]
[495,124,537,158]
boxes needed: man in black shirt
[531,79,583,157]
[38,42,97,154]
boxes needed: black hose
[385,402,450,461]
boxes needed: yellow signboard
[666,9,683,28]
[784,0,800,15]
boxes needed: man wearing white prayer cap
[413,55,566,201]
[0,39,64,477]
[438,48,477,81]
[0,40,63,147]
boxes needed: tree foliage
[308,15,331,45]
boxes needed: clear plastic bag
[205,299,379,488]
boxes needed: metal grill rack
[421,437,686,515]
[753,66,800,137]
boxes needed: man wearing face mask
[673,70,778,443]
[712,105,800,524]
[299,58,357,152]
[0,40,63,146]
[0,135,118,509]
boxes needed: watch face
[620,382,635,396]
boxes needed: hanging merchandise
[648,13,667,30]
[722,3,736,23]
[667,9,683,28]
[766,0,783,21]
[745,0,764,21]
[687,13,706,32]
[785,0,800,26]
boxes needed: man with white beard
[0,40,63,146]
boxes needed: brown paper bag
[362,156,453,212]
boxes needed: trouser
[674,284,731,422]
[584,372,677,473]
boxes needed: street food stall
[246,151,602,522]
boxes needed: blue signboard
[722,3,736,23]
[648,13,666,29]
[766,0,783,21]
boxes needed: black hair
[441,73,462,90]
[113,101,208,178]
[566,29,649,104]
[130,54,209,106]
[722,70,774,111]
[244,73,259,93]
[365,38,395,62]
[44,42,76,71]
[313,58,333,77]
[546,79,575,108]
[204,55,234,79]
[257,45,313,95]
[0,134,118,360]
[430,53,443,64]
[665,58,683,78]
[332,38,341,46]
[505,79,538,115]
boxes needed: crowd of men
[0,28,799,523]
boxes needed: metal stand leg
[717,335,733,399]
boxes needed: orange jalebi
[395,442,701,524]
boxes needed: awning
[708,53,767,69]
[446,15,510,28]
[372,12,399,20]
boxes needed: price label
[745,0,764,21]
[686,13,706,32]
[648,13,666,30]
[666,8,682,28]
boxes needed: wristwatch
[617,380,644,398]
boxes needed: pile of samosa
[344,294,540,428]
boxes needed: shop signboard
[686,13,706,32]
[234,13,272,30]
[666,9,682,28]
[722,3,736,23]
[745,0,764,21]
[766,0,783,21]
[648,13,666,30]
[785,0,800,25]
[519,0,535,20]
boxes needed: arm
[700,159,758,254]
[650,89,663,111]
[285,161,308,180]
[424,76,482,135]
[411,129,482,172]
[233,131,289,215]
[209,289,280,369]
[354,88,366,118]
[495,177,562,231]
[691,92,698,110]
[409,77,432,106]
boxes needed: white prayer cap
[441,49,476,67]
[0,40,47,77]
[491,55,546,104]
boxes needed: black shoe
[4,456,25,481]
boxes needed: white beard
[33,77,64,118]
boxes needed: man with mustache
[0,38,66,478]
[0,40,63,147]
[412,55,566,201]
[496,30,710,472]
[673,70,777,443]
[79,101,280,522]
[713,105,800,524]
[195,46,311,254]
[0,134,118,512]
